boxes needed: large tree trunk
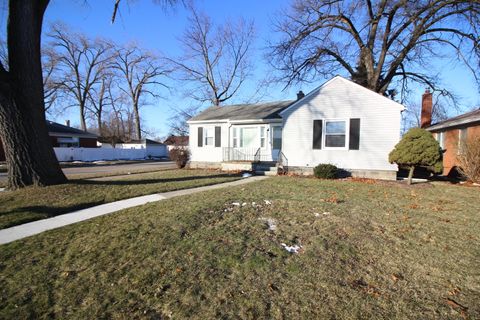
[133,102,141,140]
[97,116,102,136]
[0,0,66,189]
[79,102,87,131]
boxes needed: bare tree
[49,24,113,131]
[87,75,114,135]
[112,46,168,139]
[168,7,255,106]
[271,0,480,99]
[2,39,64,114]
[101,84,137,146]
[0,0,179,189]
[0,0,67,189]
[42,46,63,113]
[168,105,200,136]
[111,0,180,23]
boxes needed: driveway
[0,161,176,183]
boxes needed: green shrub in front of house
[314,164,338,179]
[389,127,443,184]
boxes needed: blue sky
[11,1,480,137]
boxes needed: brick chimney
[297,90,305,100]
[420,89,432,128]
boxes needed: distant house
[187,76,405,179]
[0,120,98,162]
[421,92,480,175]
[47,121,98,148]
[163,135,189,151]
[98,139,168,158]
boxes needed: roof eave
[49,132,98,138]
[426,117,480,131]
[187,118,282,124]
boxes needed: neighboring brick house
[0,120,98,162]
[163,135,189,151]
[421,90,480,176]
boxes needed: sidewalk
[0,176,268,245]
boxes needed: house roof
[426,109,480,132]
[163,135,189,146]
[47,121,97,138]
[188,100,295,122]
[279,76,405,116]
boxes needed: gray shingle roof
[47,121,97,138]
[426,109,480,131]
[188,100,295,121]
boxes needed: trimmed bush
[169,147,190,168]
[314,164,338,179]
[389,128,443,184]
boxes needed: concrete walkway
[0,176,267,245]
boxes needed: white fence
[54,146,168,162]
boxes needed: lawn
[0,177,479,319]
[0,169,240,229]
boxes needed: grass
[0,169,240,229]
[0,163,174,188]
[0,177,479,319]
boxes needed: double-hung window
[260,127,266,148]
[325,120,346,148]
[436,132,445,149]
[204,127,214,146]
[232,128,239,147]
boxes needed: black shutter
[215,126,221,147]
[349,118,360,150]
[313,120,323,149]
[197,127,203,147]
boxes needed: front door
[271,126,282,161]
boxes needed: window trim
[323,118,349,150]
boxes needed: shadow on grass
[72,173,239,186]
[0,201,105,229]
[0,173,240,229]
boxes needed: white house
[187,76,405,179]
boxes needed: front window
[57,137,79,148]
[260,127,266,148]
[240,127,257,148]
[233,128,238,147]
[204,127,214,146]
[436,132,444,149]
[325,120,346,148]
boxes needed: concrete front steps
[253,162,278,176]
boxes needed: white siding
[281,77,403,171]
[189,122,229,162]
